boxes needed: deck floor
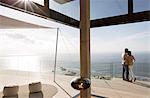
[0,70,150,98]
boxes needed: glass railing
[0,55,149,97]
[0,55,55,91]
[91,62,150,81]
[0,55,149,79]
[0,55,149,80]
[0,55,54,73]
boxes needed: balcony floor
[0,70,149,98]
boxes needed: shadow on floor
[134,81,150,88]
[73,93,107,98]
[29,91,43,98]
[2,95,18,98]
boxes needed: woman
[126,51,136,82]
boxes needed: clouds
[0,29,57,56]
[105,31,149,45]
[91,23,150,53]
[1,32,35,44]
[0,23,149,56]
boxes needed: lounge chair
[29,82,43,98]
[3,85,19,98]
[29,82,42,93]
[0,82,57,98]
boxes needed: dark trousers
[122,64,129,80]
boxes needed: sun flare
[22,0,44,6]
[25,0,28,1]
[23,0,29,2]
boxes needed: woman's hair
[128,51,131,56]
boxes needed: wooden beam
[80,0,91,98]
[91,11,150,28]
[44,0,49,8]
[128,0,133,15]
[128,0,133,21]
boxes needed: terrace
[0,0,150,98]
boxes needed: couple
[122,48,136,82]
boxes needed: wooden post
[44,0,49,8]
[128,0,133,15]
[80,0,91,98]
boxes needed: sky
[49,0,150,20]
[0,0,150,56]
[91,22,150,53]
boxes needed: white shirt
[121,52,128,64]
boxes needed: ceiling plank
[0,15,50,28]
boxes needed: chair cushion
[3,86,19,97]
[29,82,42,93]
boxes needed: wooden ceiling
[0,0,150,28]
[0,15,51,28]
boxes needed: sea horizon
[0,52,149,80]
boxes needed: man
[121,48,129,81]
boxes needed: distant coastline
[0,52,149,81]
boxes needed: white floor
[0,70,150,98]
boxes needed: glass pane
[91,0,128,20]
[0,28,58,97]
[55,27,80,97]
[91,21,150,80]
[49,0,80,20]
[133,0,150,12]
[91,21,150,97]
[0,29,57,72]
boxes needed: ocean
[56,52,150,79]
[0,52,149,80]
